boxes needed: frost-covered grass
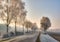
[40,34,59,42]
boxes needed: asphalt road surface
[12,35,37,42]
[3,32,38,42]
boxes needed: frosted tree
[40,17,51,31]
[11,0,26,35]
[31,23,38,32]
[0,0,14,36]
[0,0,27,36]
[24,20,32,33]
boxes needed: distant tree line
[0,0,38,37]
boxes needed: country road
[2,32,38,42]
[11,34,38,42]
[10,34,59,42]
[1,32,59,42]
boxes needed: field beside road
[49,34,60,42]
[47,32,60,42]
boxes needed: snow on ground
[40,33,59,42]
[1,32,59,42]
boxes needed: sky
[22,0,60,29]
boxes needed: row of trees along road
[0,0,26,36]
[23,20,38,33]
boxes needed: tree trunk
[6,24,9,37]
[6,0,9,37]
[23,25,24,34]
[27,28,28,33]
[15,20,17,35]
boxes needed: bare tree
[31,23,38,32]
[0,0,14,36]
[0,0,27,36]
[19,10,27,33]
[16,0,27,34]
[40,17,51,31]
[24,20,32,33]
[11,0,26,35]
